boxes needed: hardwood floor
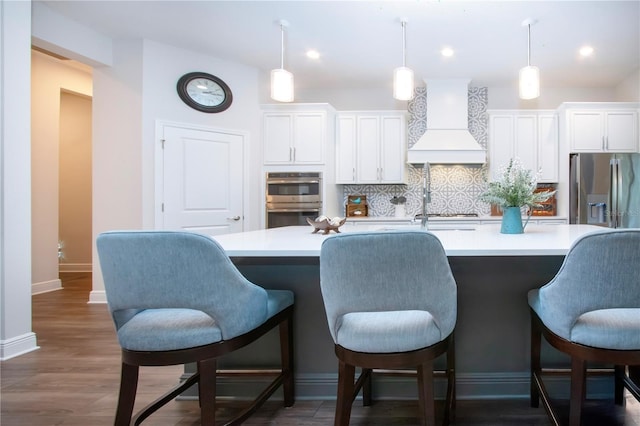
[1,272,638,425]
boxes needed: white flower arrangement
[480,158,556,209]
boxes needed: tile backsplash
[343,86,491,217]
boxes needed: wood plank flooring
[1,272,638,425]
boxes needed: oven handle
[266,179,321,185]
[267,208,321,213]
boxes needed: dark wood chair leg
[115,362,139,426]
[279,314,295,407]
[417,359,435,426]
[530,313,542,408]
[335,360,355,426]
[362,368,373,406]
[198,358,217,425]
[630,365,640,388]
[444,336,456,425]
[615,365,625,405]
[569,357,586,426]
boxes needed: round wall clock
[176,72,233,113]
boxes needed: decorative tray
[306,216,347,234]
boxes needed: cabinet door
[379,115,406,183]
[293,112,325,164]
[489,114,514,181]
[537,114,558,182]
[335,115,357,183]
[605,111,638,152]
[569,111,605,152]
[263,113,292,164]
[356,116,381,183]
[514,115,537,174]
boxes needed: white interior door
[159,124,244,236]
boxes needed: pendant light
[393,18,414,101]
[271,20,294,102]
[519,18,540,100]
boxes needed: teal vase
[501,207,531,234]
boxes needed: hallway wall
[31,50,92,293]
[59,91,92,271]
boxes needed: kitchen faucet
[421,162,431,230]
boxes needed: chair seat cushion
[118,308,222,351]
[571,308,640,350]
[335,310,443,353]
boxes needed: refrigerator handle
[569,154,579,224]
[609,158,620,228]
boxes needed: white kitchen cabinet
[568,109,638,152]
[263,106,328,165]
[537,114,559,182]
[488,110,558,182]
[335,111,407,184]
[557,102,640,153]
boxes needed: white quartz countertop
[212,224,608,257]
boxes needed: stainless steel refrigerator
[569,153,640,228]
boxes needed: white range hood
[407,79,486,165]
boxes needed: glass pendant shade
[271,68,294,102]
[519,65,540,100]
[393,66,414,101]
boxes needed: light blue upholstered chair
[320,230,457,426]
[528,229,640,426]
[96,230,294,425]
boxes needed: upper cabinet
[488,110,559,183]
[263,104,331,165]
[335,111,407,184]
[559,102,639,153]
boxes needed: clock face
[177,72,233,113]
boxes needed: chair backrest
[96,230,268,340]
[537,229,640,337]
[319,230,457,344]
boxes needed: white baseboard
[59,263,92,273]
[32,279,62,295]
[88,290,107,304]
[0,332,39,360]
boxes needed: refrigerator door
[614,153,640,228]
[571,153,612,226]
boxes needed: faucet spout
[421,162,431,229]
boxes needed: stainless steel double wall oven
[265,172,323,228]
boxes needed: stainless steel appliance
[569,153,640,228]
[265,172,322,228]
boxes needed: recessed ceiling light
[306,49,320,59]
[579,45,594,57]
[441,47,454,57]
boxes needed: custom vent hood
[407,79,486,164]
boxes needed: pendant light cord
[402,20,407,67]
[280,24,285,69]
[527,23,531,66]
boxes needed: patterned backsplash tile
[343,86,492,217]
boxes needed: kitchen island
[209,224,613,400]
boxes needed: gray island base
[190,224,615,401]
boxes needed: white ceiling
[37,0,640,91]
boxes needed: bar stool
[319,230,457,426]
[528,229,640,426]
[97,230,295,425]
